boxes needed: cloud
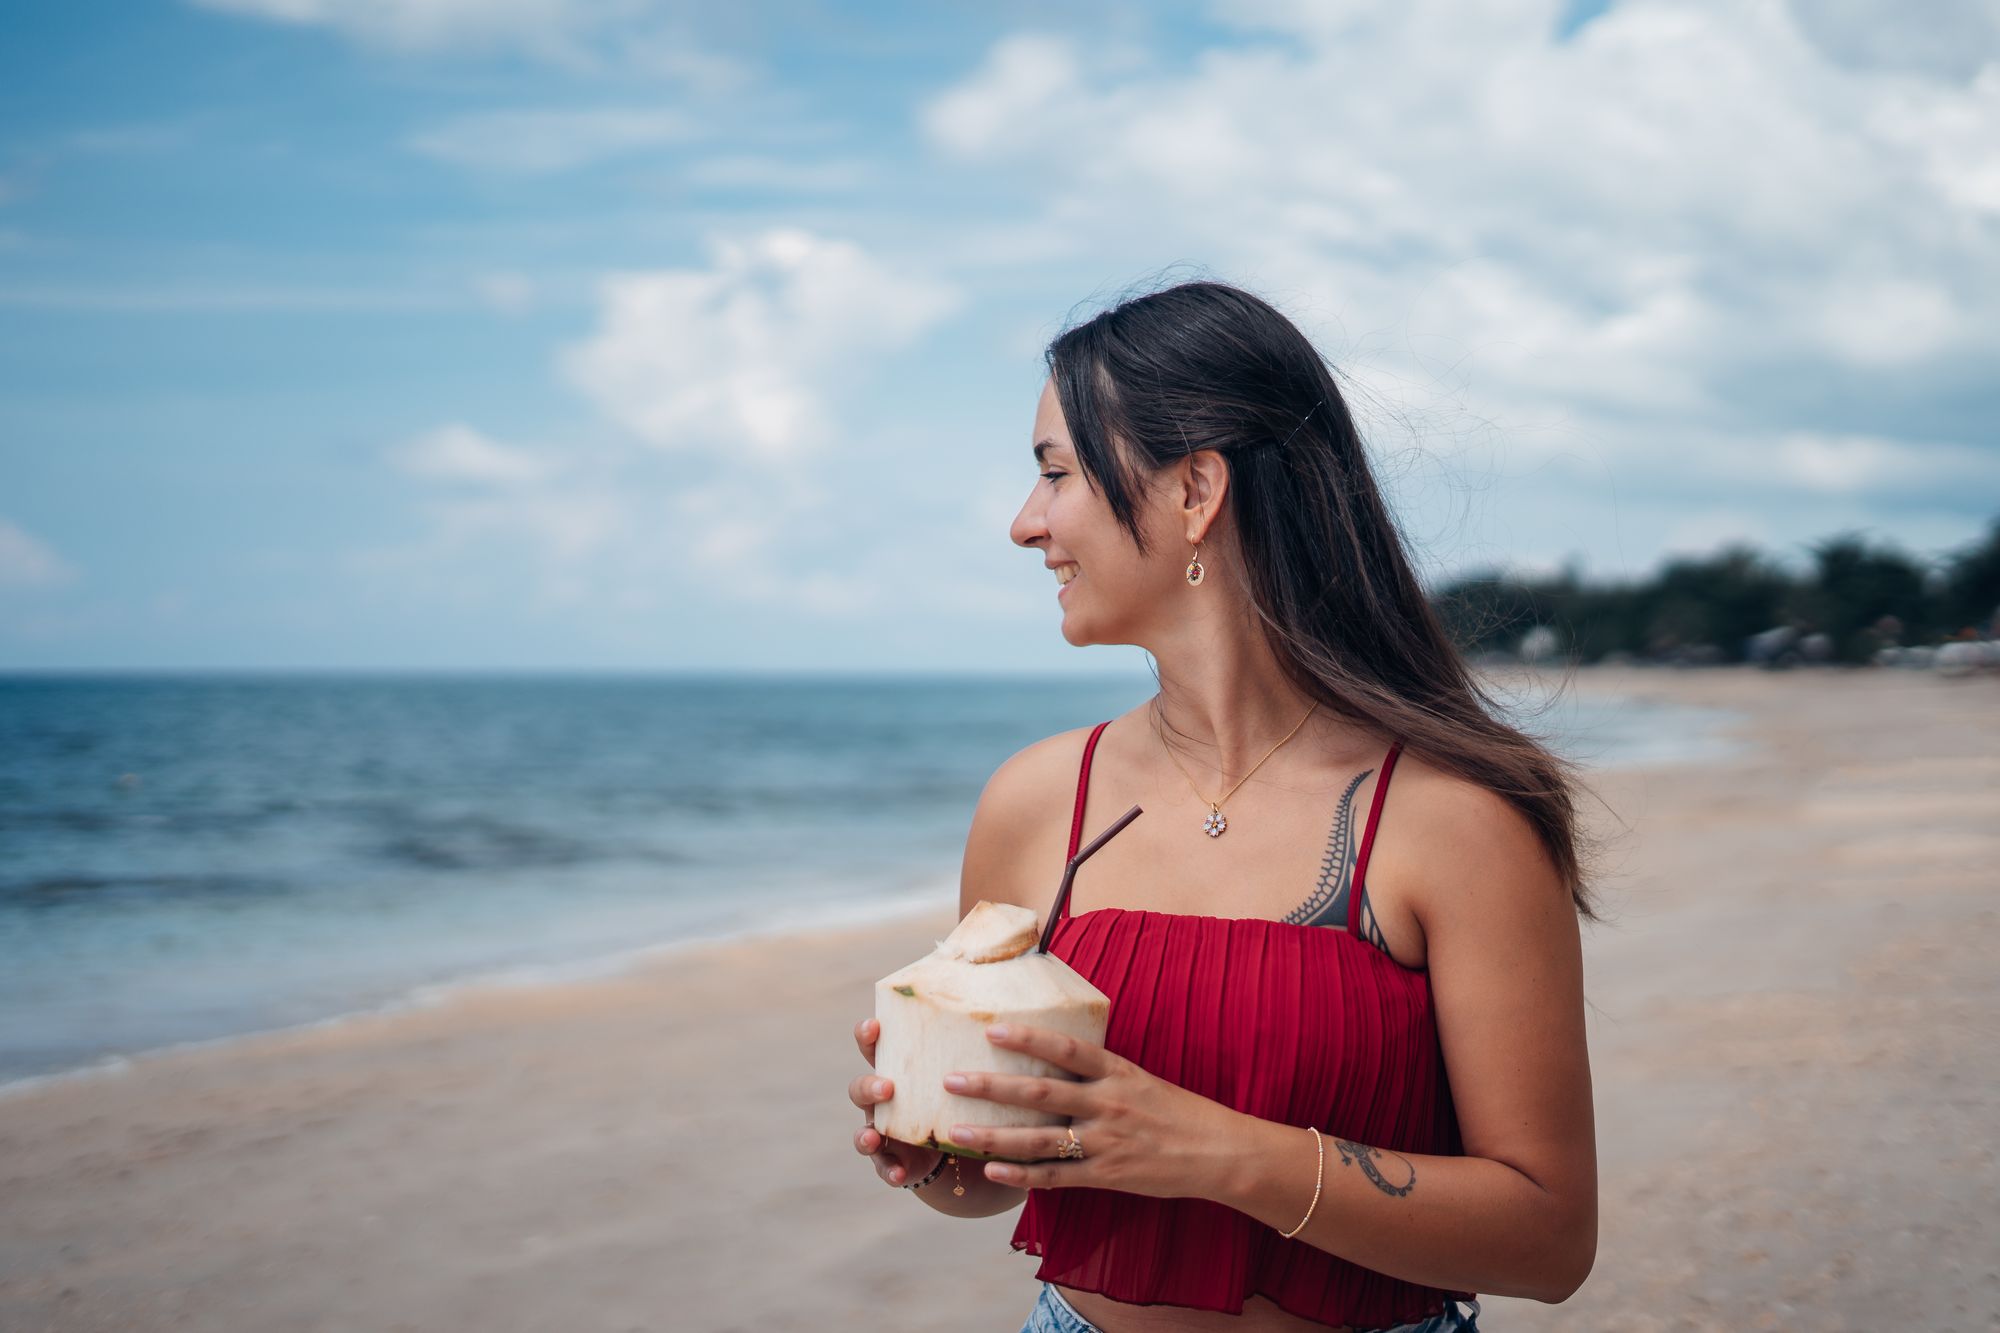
[189,0,634,54]
[0,519,81,589]
[1771,431,2000,498]
[914,0,2000,572]
[559,227,961,463]
[354,424,638,606]
[356,425,883,618]
[390,423,558,485]
[408,107,696,173]
[470,271,538,314]
[1785,0,2000,80]
[355,228,968,622]
[185,0,755,81]
[920,32,1086,158]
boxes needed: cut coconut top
[932,900,1041,964]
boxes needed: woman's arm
[1207,781,1598,1303]
[1214,1122,1588,1303]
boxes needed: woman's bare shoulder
[983,723,1103,810]
[1375,748,1562,924]
[957,725,1100,919]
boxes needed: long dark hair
[1045,277,1605,922]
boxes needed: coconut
[873,900,1111,1161]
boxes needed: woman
[848,279,1600,1332]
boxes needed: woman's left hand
[941,1021,1243,1199]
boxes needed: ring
[1057,1126,1085,1159]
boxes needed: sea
[0,669,1749,1092]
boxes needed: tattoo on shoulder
[1281,767,1372,929]
[1332,1137,1416,1198]
[1358,895,1389,953]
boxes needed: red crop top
[1009,720,1477,1329]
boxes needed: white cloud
[408,107,696,173]
[559,227,961,463]
[470,271,537,314]
[1813,277,1964,368]
[0,519,81,588]
[186,0,756,81]
[356,436,885,618]
[913,0,2000,573]
[353,426,635,607]
[190,0,637,58]
[355,228,970,622]
[390,423,558,485]
[1867,63,2000,216]
[1772,431,2000,497]
[920,33,1085,158]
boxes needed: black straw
[1037,803,1143,954]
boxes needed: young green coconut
[872,802,1142,1163]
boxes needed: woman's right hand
[851,1016,947,1188]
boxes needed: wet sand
[1,665,1995,1332]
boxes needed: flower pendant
[1203,806,1228,837]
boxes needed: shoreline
[0,663,1741,1099]
[0,877,957,1105]
[3,663,1994,1330]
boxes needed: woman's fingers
[847,1070,894,1111]
[854,1016,914,1186]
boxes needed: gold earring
[1185,541,1205,587]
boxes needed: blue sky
[2,0,1996,671]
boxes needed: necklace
[1151,697,1321,838]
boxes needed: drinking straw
[1037,803,1143,955]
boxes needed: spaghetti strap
[1062,720,1113,920]
[1348,740,1403,938]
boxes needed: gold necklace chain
[1149,696,1320,838]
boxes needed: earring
[1185,541,1206,587]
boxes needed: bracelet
[1279,1126,1324,1238]
[900,1151,951,1190]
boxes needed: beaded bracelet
[899,1150,952,1191]
[1279,1126,1324,1238]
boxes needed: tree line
[1430,516,2000,666]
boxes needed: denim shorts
[1019,1280,1482,1332]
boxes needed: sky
[1,0,1996,671]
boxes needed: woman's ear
[1179,449,1229,540]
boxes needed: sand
[1,665,1995,1332]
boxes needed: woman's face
[1010,377,1188,647]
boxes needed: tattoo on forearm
[1333,1138,1416,1197]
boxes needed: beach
[1,665,1995,1332]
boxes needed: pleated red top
[1009,720,1477,1330]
